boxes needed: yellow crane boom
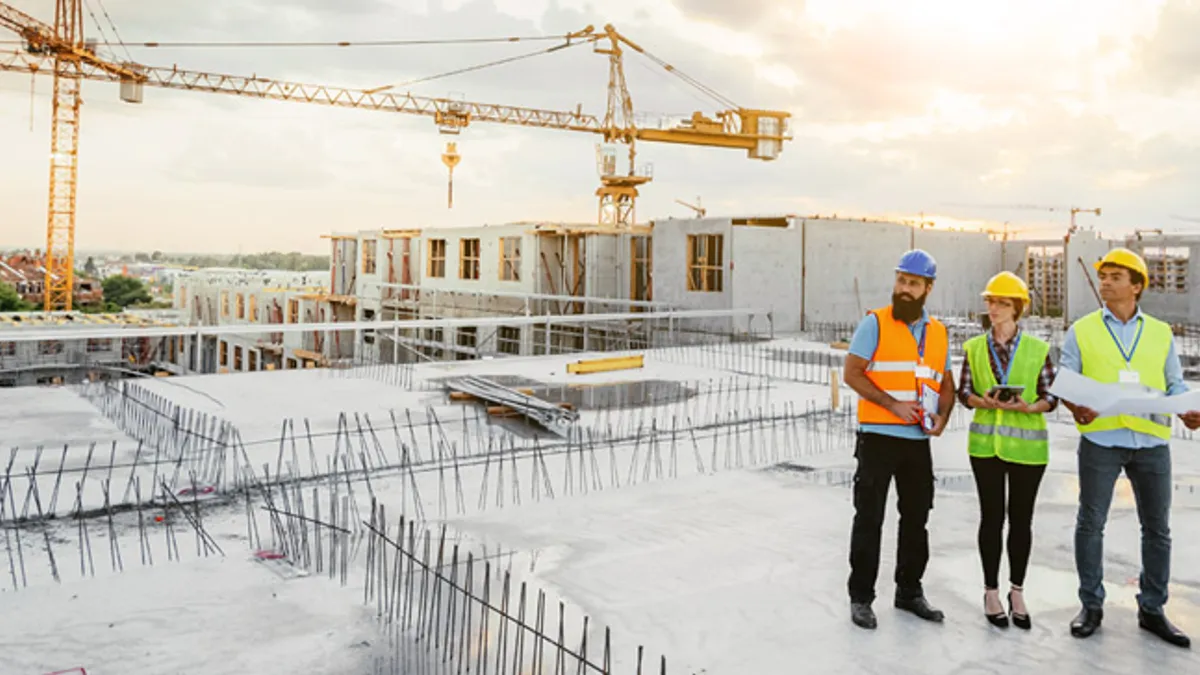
[1,3,791,311]
[0,46,607,132]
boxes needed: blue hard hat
[896,249,937,279]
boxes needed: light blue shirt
[1058,306,1188,449]
[849,308,953,440]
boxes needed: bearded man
[841,249,956,630]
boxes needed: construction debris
[444,375,579,436]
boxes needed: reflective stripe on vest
[967,422,1049,441]
[1073,309,1173,441]
[964,332,1051,465]
[857,305,949,426]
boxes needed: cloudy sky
[1,0,1199,254]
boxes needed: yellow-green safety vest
[964,329,1051,461]
[1073,309,1174,440]
[965,331,1051,465]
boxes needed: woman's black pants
[969,455,1047,589]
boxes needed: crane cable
[0,34,585,49]
[385,34,598,90]
[630,44,740,110]
[80,0,114,55]
[90,0,134,63]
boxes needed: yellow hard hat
[1093,247,1148,280]
[981,271,1030,302]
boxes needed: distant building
[0,251,104,307]
[173,268,333,372]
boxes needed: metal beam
[0,307,773,342]
[360,281,678,309]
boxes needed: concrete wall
[650,217,734,336]
[331,238,357,296]
[732,224,802,333]
[653,216,1007,331]
[651,217,734,313]
[1064,231,1113,322]
[913,229,1004,316]
[585,233,625,301]
[418,225,537,296]
[801,219,909,325]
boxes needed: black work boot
[1069,607,1103,638]
[895,592,945,623]
[851,602,877,629]
[1139,610,1191,648]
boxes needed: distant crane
[674,197,705,218]
[1,2,793,310]
[942,202,1101,240]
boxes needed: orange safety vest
[857,305,950,426]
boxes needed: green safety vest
[964,331,1050,465]
[1073,309,1173,440]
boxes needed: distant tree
[0,283,34,312]
[183,251,328,271]
[101,275,152,308]
[83,256,97,276]
[79,301,122,314]
[151,250,164,262]
[133,252,150,263]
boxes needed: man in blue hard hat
[842,248,956,629]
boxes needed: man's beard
[892,292,926,323]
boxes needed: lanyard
[987,332,1021,385]
[915,322,927,363]
[1103,316,1144,367]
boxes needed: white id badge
[1119,370,1140,384]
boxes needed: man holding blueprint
[1051,247,1200,647]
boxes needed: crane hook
[441,141,461,208]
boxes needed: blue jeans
[1074,436,1172,614]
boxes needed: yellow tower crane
[0,0,144,311]
[1,4,792,311]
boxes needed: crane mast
[45,0,83,312]
[594,25,648,228]
[2,0,142,311]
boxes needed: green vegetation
[95,275,153,313]
[127,250,330,272]
[0,283,34,312]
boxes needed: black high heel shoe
[985,591,1009,628]
[1008,588,1031,630]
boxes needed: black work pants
[847,431,935,604]
[969,455,1046,589]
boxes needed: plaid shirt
[957,328,1058,411]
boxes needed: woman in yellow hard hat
[956,271,1058,630]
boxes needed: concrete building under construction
[5,215,1199,386]
[174,269,333,372]
[326,221,660,364]
[0,310,183,387]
